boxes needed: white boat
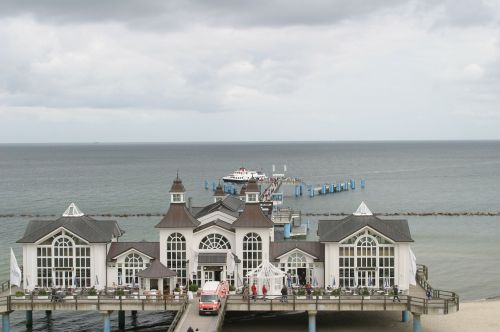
[222,167,267,183]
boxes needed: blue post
[118,310,125,330]
[351,179,355,189]
[2,313,10,332]
[212,182,216,191]
[309,186,314,197]
[412,313,421,332]
[103,311,111,332]
[321,184,326,195]
[284,223,291,239]
[329,183,334,193]
[361,179,365,189]
[308,311,317,332]
[26,311,33,327]
[402,310,410,322]
[306,219,310,230]
[204,180,208,190]
[299,184,303,196]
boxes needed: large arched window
[338,229,394,288]
[36,231,91,288]
[124,253,144,285]
[199,234,231,250]
[166,232,187,285]
[242,232,262,278]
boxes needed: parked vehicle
[198,281,227,315]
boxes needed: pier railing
[225,292,458,315]
[0,294,187,313]
[416,263,459,312]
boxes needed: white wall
[22,244,37,291]
[92,243,108,290]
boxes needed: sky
[0,0,500,143]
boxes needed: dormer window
[171,193,184,203]
[246,193,258,203]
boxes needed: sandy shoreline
[222,299,500,332]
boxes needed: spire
[353,201,373,216]
[62,203,84,217]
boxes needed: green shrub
[229,284,236,291]
[297,289,306,296]
[361,287,370,296]
[88,288,97,296]
[15,291,25,297]
[312,289,322,296]
[38,289,48,296]
[189,284,199,292]
[115,289,125,296]
[331,288,341,296]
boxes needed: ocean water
[1,141,500,330]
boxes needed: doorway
[150,278,158,290]
[357,270,376,287]
[54,270,72,288]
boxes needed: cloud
[0,1,500,142]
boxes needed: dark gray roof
[245,178,259,192]
[137,260,177,278]
[169,176,186,192]
[198,253,241,264]
[270,241,325,262]
[107,242,159,261]
[17,216,123,243]
[214,184,225,197]
[232,203,273,228]
[194,196,244,219]
[194,219,235,233]
[155,203,200,228]
[318,215,413,242]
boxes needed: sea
[1,141,499,331]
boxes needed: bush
[331,288,341,296]
[361,287,370,296]
[229,284,236,291]
[297,289,306,296]
[15,291,25,297]
[174,287,181,293]
[88,288,97,296]
[312,289,322,296]
[115,289,125,296]
[189,284,199,292]
[38,289,48,296]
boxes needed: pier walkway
[174,298,226,332]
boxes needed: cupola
[245,178,260,203]
[213,183,226,202]
[169,175,186,204]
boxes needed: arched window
[53,236,74,288]
[167,232,187,285]
[199,234,231,250]
[282,252,312,286]
[242,232,262,278]
[124,253,144,285]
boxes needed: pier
[1,264,457,332]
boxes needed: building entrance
[54,270,72,288]
[357,270,376,287]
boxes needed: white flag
[226,251,235,275]
[10,248,22,288]
[409,247,417,286]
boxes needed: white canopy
[246,260,286,295]
[63,203,84,217]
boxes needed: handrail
[167,297,189,332]
[1,293,188,312]
[216,298,228,332]
[415,264,459,311]
[226,290,459,315]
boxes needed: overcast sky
[1,0,499,142]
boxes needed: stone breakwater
[1,211,500,218]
